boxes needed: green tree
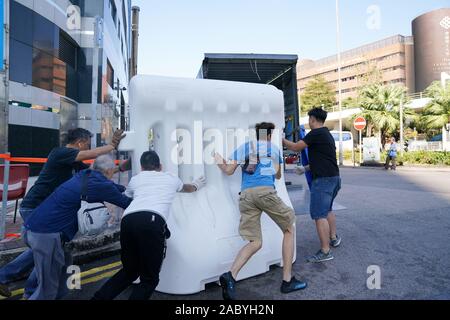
[355,83,411,146]
[421,81,450,131]
[342,97,358,108]
[300,76,336,113]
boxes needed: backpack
[241,141,273,175]
[241,142,259,175]
[77,171,110,236]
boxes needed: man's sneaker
[330,235,342,248]
[0,283,12,298]
[307,249,334,263]
[219,272,236,300]
[280,277,308,294]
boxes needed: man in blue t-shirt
[215,122,307,300]
[24,155,132,300]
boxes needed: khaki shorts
[238,186,296,242]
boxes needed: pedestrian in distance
[385,137,398,171]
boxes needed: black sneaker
[0,283,11,298]
[219,272,236,300]
[307,249,334,263]
[330,235,342,248]
[281,277,307,294]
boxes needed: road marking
[80,261,122,278]
[0,260,122,300]
[81,269,119,286]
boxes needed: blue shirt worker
[23,155,132,300]
[0,128,127,299]
[283,108,342,264]
[215,122,307,301]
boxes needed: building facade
[413,8,450,92]
[1,0,131,174]
[298,8,450,106]
[298,35,416,103]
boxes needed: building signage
[363,137,381,163]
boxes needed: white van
[330,131,354,151]
[305,130,354,151]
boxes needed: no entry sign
[354,117,367,131]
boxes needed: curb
[342,165,450,172]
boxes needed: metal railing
[408,141,443,152]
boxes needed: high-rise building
[298,8,450,106]
[1,0,132,174]
[413,8,450,92]
[298,35,416,103]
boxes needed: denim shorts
[310,176,342,220]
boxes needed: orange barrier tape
[9,157,48,164]
[1,154,121,165]
[6,234,21,239]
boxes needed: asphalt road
[3,167,450,300]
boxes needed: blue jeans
[310,176,341,220]
[0,208,38,297]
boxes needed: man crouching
[93,151,206,300]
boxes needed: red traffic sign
[354,117,367,131]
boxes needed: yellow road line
[81,269,120,286]
[1,288,24,300]
[0,261,122,300]
[80,261,122,278]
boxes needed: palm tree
[421,81,450,131]
[354,83,411,147]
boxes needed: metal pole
[91,16,103,149]
[336,0,344,165]
[130,6,140,79]
[1,0,10,155]
[400,95,404,155]
[1,154,10,240]
[359,130,362,165]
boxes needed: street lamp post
[400,95,404,155]
[91,16,103,149]
[336,0,344,165]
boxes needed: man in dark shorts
[0,128,127,298]
[283,108,342,263]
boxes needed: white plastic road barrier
[119,75,295,294]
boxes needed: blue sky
[132,0,449,78]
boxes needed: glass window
[32,48,54,92]
[106,59,114,87]
[10,39,32,84]
[332,133,352,141]
[53,57,67,96]
[33,12,59,57]
[10,1,33,45]
[66,64,78,101]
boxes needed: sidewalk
[0,172,129,268]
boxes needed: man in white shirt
[92,151,206,300]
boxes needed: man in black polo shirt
[283,108,342,263]
[0,128,127,298]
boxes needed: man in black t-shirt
[283,108,342,264]
[0,128,128,299]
